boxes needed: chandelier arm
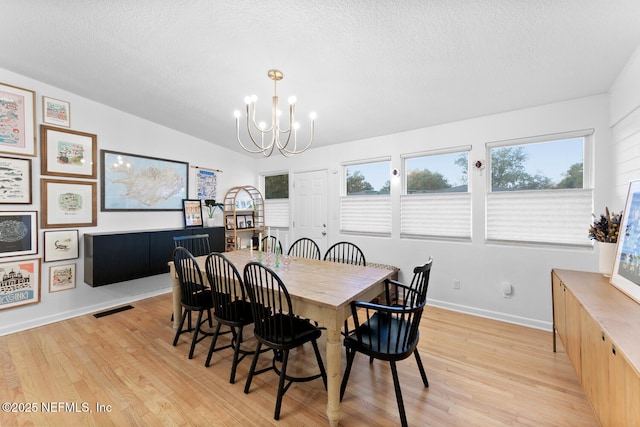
[280,121,315,155]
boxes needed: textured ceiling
[3,1,640,157]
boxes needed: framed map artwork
[41,178,97,228]
[0,211,37,258]
[101,150,188,211]
[0,258,41,311]
[41,125,97,178]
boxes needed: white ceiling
[3,1,640,157]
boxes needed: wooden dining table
[168,249,397,426]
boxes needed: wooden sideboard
[84,226,224,287]
[551,269,640,426]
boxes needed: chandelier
[234,69,316,157]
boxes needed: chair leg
[244,342,262,394]
[172,309,189,346]
[340,347,356,401]
[311,339,327,389]
[413,349,429,387]
[229,326,243,384]
[188,310,205,359]
[390,361,408,427]
[204,322,223,367]
[274,349,290,420]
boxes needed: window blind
[400,193,471,239]
[264,199,289,228]
[486,189,593,246]
[340,196,391,235]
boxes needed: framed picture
[41,178,97,228]
[42,96,71,128]
[244,214,254,228]
[0,82,36,157]
[49,263,76,292]
[0,211,37,258]
[611,179,640,304]
[101,150,188,211]
[183,199,203,228]
[44,229,79,262]
[0,258,41,311]
[41,125,97,178]
[236,215,248,229]
[0,156,32,204]
[225,215,234,230]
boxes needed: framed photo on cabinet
[49,263,76,293]
[183,199,203,228]
[43,229,79,262]
[42,96,71,128]
[41,125,97,179]
[0,211,37,258]
[41,178,97,228]
[611,179,640,304]
[0,156,31,204]
[0,258,41,311]
[0,82,36,157]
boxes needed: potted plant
[203,199,223,226]
[589,207,622,275]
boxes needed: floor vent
[93,305,134,318]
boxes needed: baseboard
[427,298,552,332]
[0,287,172,337]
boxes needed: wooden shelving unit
[223,185,265,251]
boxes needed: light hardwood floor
[0,292,598,426]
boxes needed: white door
[293,169,328,254]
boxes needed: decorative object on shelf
[49,263,76,292]
[41,125,97,179]
[182,199,204,228]
[100,150,188,211]
[611,179,640,304]
[41,178,97,228]
[42,96,70,127]
[589,206,622,276]
[0,211,37,258]
[44,229,79,262]
[0,156,32,204]
[0,82,36,157]
[203,199,223,227]
[0,258,41,311]
[234,69,316,157]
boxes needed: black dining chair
[170,234,212,322]
[261,235,283,254]
[323,241,366,266]
[172,247,214,359]
[242,262,327,420]
[339,264,432,427]
[287,237,321,260]
[387,257,433,307]
[204,252,266,383]
[173,234,211,257]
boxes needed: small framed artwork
[0,258,41,311]
[49,263,76,293]
[244,214,254,229]
[236,215,247,229]
[42,96,71,128]
[0,82,36,157]
[41,178,97,228]
[101,150,188,211]
[44,229,79,262]
[0,156,32,204]
[225,215,235,230]
[0,211,37,258]
[183,199,203,228]
[41,125,97,179]
[611,179,640,304]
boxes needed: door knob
[322,231,327,236]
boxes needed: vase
[598,241,616,276]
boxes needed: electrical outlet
[453,280,461,290]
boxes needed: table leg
[170,267,181,330]
[326,327,341,426]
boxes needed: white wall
[0,68,256,335]
[257,94,612,330]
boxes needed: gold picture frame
[0,82,36,157]
[41,178,97,228]
[41,125,97,179]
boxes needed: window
[401,147,471,239]
[486,130,593,246]
[264,173,289,228]
[341,159,391,234]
